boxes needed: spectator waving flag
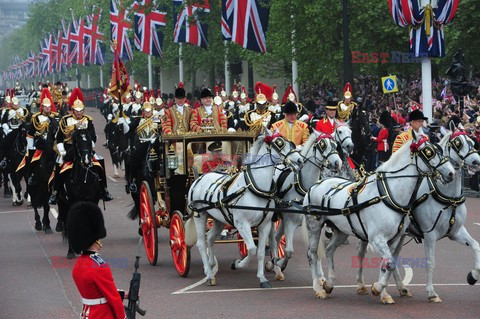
[133,0,167,57]
[173,0,210,48]
[110,0,133,61]
[225,0,270,53]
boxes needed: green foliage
[1,0,478,88]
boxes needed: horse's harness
[188,135,295,227]
[409,132,473,239]
[304,137,451,243]
[334,124,352,149]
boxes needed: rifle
[122,239,146,319]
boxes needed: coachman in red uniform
[315,100,338,134]
[67,202,126,319]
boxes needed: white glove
[234,119,238,126]
[117,117,125,125]
[57,143,67,156]
[91,141,96,148]
[107,114,113,121]
[122,121,130,134]
[2,123,11,135]
[227,128,236,133]
[27,136,34,150]
[299,114,309,122]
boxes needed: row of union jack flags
[3,0,270,81]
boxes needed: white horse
[332,122,356,181]
[187,129,303,288]
[303,133,455,300]
[354,131,480,303]
[268,130,342,280]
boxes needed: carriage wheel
[237,233,248,258]
[170,211,191,277]
[275,220,286,259]
[139,182,158,266]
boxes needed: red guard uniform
[202,157,230,174]
[315,117,336,134]
[72,253,126,319]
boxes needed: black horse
[57,129,103,259]
[27,119,59,234]
[105,119,128,178]
[349,102,373,171]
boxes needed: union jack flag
[133,0,167,57]
[110,0,133,61]
[39,35,54,75]
[85,6,106,65]
[388,0,459,57]
[173,0,210,48]
[58,20,70,69]
[222,0,270,53]
[69,16,87,65]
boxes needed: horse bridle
[334,125,353,150]
[412,137,450,177]
[313,134,339,169]
[74,130,93,168]
[448,132,478,163]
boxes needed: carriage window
[190,141,248,174]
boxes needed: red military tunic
[202,157,230,174]
[315,117,336,134]
[72,253,126,319]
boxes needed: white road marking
[172,259,218,295]
[108,176,118,183]
[173,283,472,295]
[0,209,33,214]
[474,223,480,227]
[402,264,413,285]
[50,208,58,219]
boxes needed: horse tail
[184,207,197,246]
[301,215,326,259]
[127,205,139,220]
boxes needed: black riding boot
[97,158,113,201]
[48,164,61,205]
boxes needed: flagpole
[224,41,231,95]
[148,54,153,89]
[179,43,184,83]
[291,13,299,101]
[100,67,104,88]
[87,73,91,89]
[420,0,433,123]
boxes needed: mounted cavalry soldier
[25,89,59,186]
[337,82,357,122]
[245,82,275,134]
[270,101,309,148]
[190,88,228,133]
[49,88,113,204]
[268,85,283,123]
[0,95,30,169]
[162,83,193,135]
[67,201,126,319]
[121,101,161,193]
[234,86,251,131]
[392,109,428,154]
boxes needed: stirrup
[28,176,35,186]
[129,183,138,194]
[0,160,7,169]
[48,192,57,205]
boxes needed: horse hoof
[206,278,216,286]
[399,288,413,297]
[381,295,395,304]
[260,281,271,288]
[44,226,53,235]
[357,286,369,295]
[323,281,334,294]
[231,261,237,270]
[67,252,75,260]
[275,273,285,281]
[114,174,120,178]
[371,283,381,296]
[35,222,42,231]
[467,271,477,285]
[55,222,63,232]
[428,295,442,303]
[315,290,328,299]
[265,261,274,272]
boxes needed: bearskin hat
[67,202,106,254]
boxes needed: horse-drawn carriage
[137,131,270,277]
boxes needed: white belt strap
[82,297,107,305]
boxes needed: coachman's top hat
[208,141,223,152]
[325,100,337,110]
[175,82,186,98]
[283,101,299,114]
[67,202,107,254]
[200,88,214,99]
[408,109,428,122]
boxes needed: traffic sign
[381,75,398,94]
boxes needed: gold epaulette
[84,114,93,121]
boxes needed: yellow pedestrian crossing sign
[381,75,398,94]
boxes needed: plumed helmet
[69,87,85,111]
[255,82,273,105]
[282,84,297,104]
[67,202,106,254]
[40,88,57,112]
[343,82,353,99]
[142,102,153,111]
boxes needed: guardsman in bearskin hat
[268,85,283,122]
[270,101,309,148]
[190,87,227,133]
[50,87,113,204]
[25,88,59,186]
[392,109,428,154]
[67,201,126,319]
[315,100,338,134]
[162,82,193,135]
[202,141,231,173]
[337,82,357,122]
[121,101,161,193]
[245,82,275,134]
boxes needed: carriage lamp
[166,145,178,170]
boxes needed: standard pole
[87,73,91,89]
[148,54,152,89]
[224,41,231,96]
[100,67,104,88]
[291,14,299,101]
[179,44,184,83]
[421,57,433,122]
